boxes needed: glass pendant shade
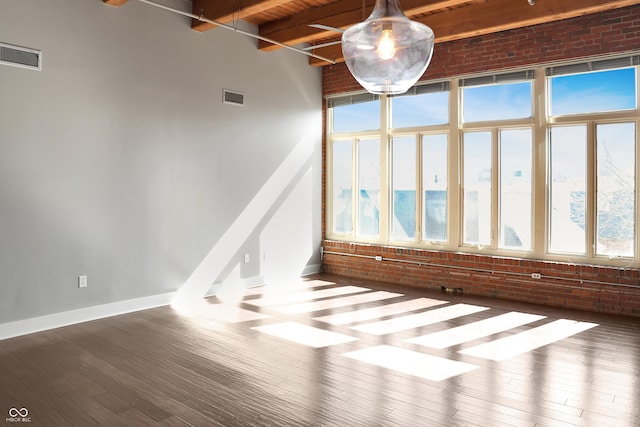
[341,0,435,95]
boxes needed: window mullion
[449,79,461,248]
[586,122,596,257]
[492,129,499,249]
[636,118,640,260]
[326,138,334,236]
[533,68,547,257]
[416,134,423,242]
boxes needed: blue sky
[332,66,637,131]
[551,68,636,115]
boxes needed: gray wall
[0,0,322,323]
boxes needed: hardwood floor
[1,274,639,426]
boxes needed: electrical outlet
[78,275,88,288]
[244,253,250,263]
[531,273,541,279]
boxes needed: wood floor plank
[0,273,638,426]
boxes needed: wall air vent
[0,42,41,71]
[223,89,245,107]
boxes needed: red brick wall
[322,241,640,317]
[323,6,640,96]
[321,6,640,316]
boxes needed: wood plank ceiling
[105,0,640,66]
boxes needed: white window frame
[325,54,640,268]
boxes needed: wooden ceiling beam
[258,0,469,51]
[258,0,372,51]
[431,0,640,43]
[103,0,130,6]
[308,0,640,65]
[191,0,292,32]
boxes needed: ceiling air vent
[0,42,41,71]
[223,89,245,107]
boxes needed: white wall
[0,0,322,325]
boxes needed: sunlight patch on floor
[252,321,358,348]
[313,298,448,326]
[244,286,369,307]
[460,319,599,361]
[407,312,546,349]
[275,291,403,314]
[343,345,479,381]
[350,304,490,335]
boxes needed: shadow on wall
[173,132,318,309]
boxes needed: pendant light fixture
[341,0,435,95]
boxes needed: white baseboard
[0,291,177,341]
[0,271,317,341]
[244,275,265,288]
[302,264,321,276]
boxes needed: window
[545,59,638,259]
[391,136,417,241]
[330,95,380,133]
[358,139,380,238]
[389,134,449,243]
[391,83,449,128]
[548,67,636,116]
[462,131,492,246]
[331,140,353,235]
[548,123,637,258]
[422,134,448,242]
[596,122,635,257]
[330,138,380,238]
[548,126,587,254]
[327,55,640,266]
[461,72,533,123]
[499,128,532,250]
[461,128,533,249]
[389,83,450,243]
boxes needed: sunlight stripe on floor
[252,322,358,348]
[406,312,546,349]
[350,304,489,335]
[343,345,478,381]
[314,298,448,326]
[276,291,403,314]
[459,318,598,361]
[245,286,369,307]
[243,280,333,296]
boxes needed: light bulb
[376,29,396,60]
[341,0,435,94]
